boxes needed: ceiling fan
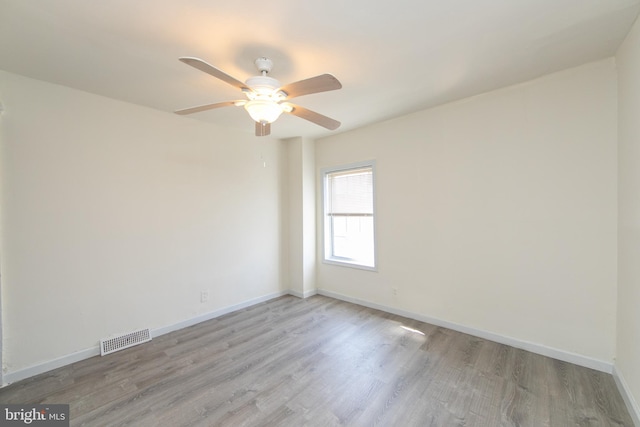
[175,57,342,136]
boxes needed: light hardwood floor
[0,295,634,426]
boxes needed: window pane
[332,216,375,266]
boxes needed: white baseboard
[3,347,100,386]
[613,366,640,426]
[151,290,289,337]
[2,290,289,387]
[288,289,318,299]
[317,289,614,374]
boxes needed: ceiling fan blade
[283,103,341,130]
[174,101,238,115]
[278,74,342,99]
[255,121,271,137]
[179,57,250,91]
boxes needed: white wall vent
[100,328,151,356]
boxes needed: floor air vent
[100,328,151,356]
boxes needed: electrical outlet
[392,288,398,296]
[200,290,209,303]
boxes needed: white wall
[0,71,288,376]
[301,138,317,296]
[316,59,618,365]
[287,137,316,298]
[616,14,640,421]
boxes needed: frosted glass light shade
[244,100,284,124]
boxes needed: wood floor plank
[0,295,634,426]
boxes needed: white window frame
[321,160,377,271]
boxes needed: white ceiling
[1,0,639,140]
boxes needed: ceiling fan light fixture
[243,74,286,123]
[244,99,284,124]
[176,57,342,134]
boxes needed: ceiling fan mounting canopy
[253,57,273,74]
[175,56,342,136]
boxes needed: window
[322,161,376,270]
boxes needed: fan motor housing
[245,75,281,92]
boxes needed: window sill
[323,257,377,272]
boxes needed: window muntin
[323,163,376,269]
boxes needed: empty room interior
[1,1,640,425]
